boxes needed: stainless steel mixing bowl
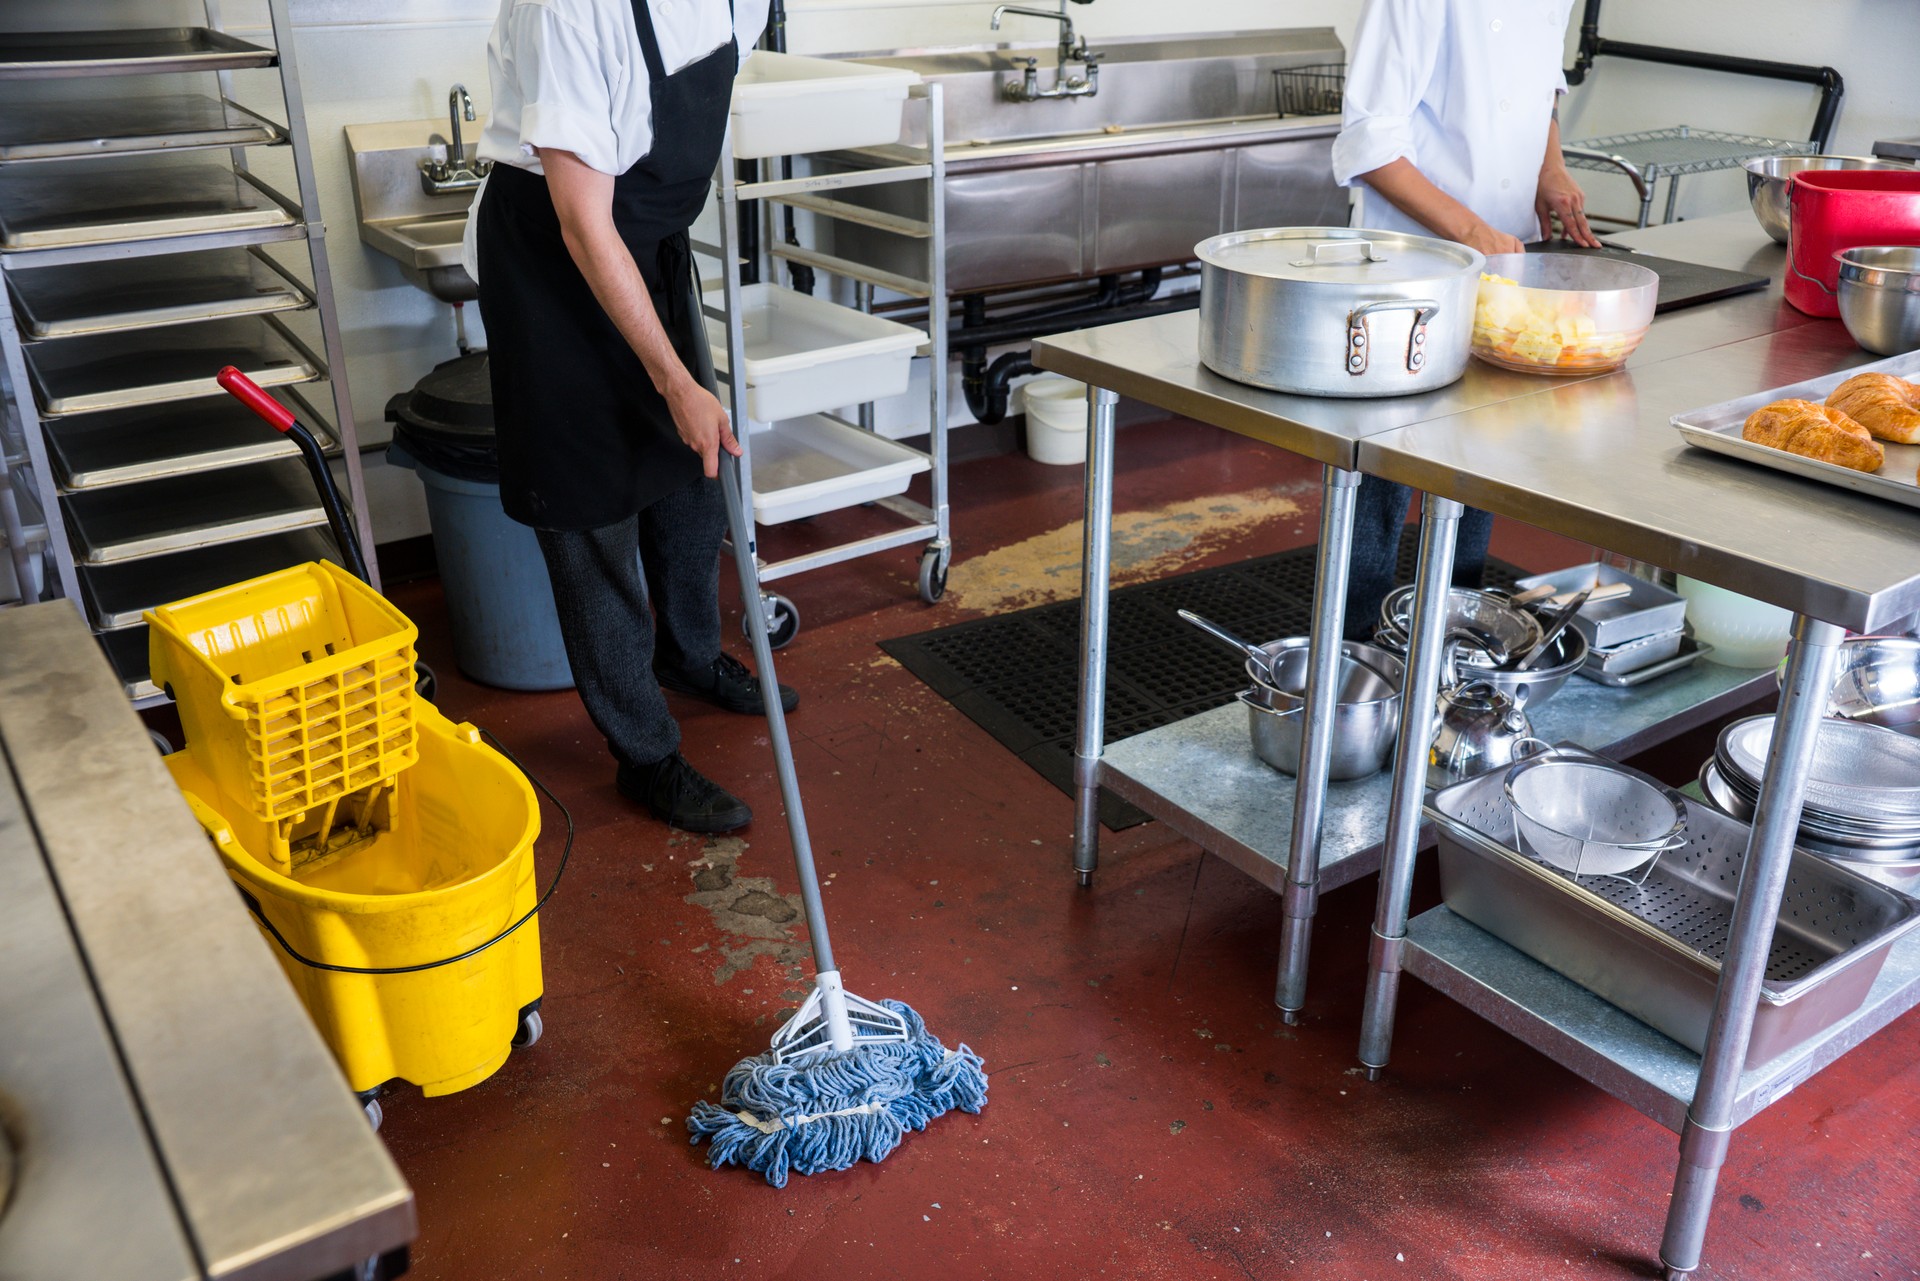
[1743,155,1917,244]
[1451,626,1590,710]
[1825,636,1920,735]
[1836,246,1920,355]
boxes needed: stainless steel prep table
[1032,218,1814,1023]
[0,602,415,1279]
[1352,328,1920,1280]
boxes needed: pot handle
[1291,238,1390,268]
[1347,298,1441,377]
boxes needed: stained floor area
[375,417,1919,1281]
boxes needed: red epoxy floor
[377,418,1920,1281]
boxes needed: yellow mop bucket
[166,706,547,1099]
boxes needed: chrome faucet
[421,82,493,195]
[990,2,1101,102]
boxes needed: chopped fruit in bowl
[1472,253,1659,375]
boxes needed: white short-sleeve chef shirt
[1332,0,1575,242]
[477,0,769,177]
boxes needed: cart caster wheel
[742,595,799,650]
[917,544,950,604]
[148,729,174,756]
[361,1096,383,1131]
[513,1008,544,1049]
[413,661,436,703]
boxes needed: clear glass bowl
[1472,253,1659,376]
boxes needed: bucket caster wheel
[413,661,437,703]
[917,542,950,604]
[513,1008,544,1049]
[357,1088,384,1131]
[742,594,799,650]
[148,729,174,756]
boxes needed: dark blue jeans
[1342,475,1494,642]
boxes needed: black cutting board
[1529,239,1770,313]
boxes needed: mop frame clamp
[772,969,911,1063]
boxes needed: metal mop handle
[719,459,854,1051]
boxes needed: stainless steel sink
[344,118,480,302]
[827,28,1350,294]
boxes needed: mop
[687,461,987,1188]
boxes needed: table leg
[1356,492,1463,1078]
[1275,465,1361,1022]
[1071,386,1121,887]
[1658,615,1845,1280]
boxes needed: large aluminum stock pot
[1196,227,1485,397]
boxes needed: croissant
[1741,399,1885,472]
[1826,373,1920,444]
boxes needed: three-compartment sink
[344,118,480,302]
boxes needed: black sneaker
[616,752,752,833]
[656,652,799,715]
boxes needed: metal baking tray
[1583,626,1686,675]
[94,623,158,699]
[62,458,327,565]
[23,314,320,418]
[1515,563,1688,650]
[0,159,295,251]
[1430,749,1920,1066]
[47,386,333,491]
[1580,635,1711,687]
[0,94,282,162]
[8,246,311,339]
[78,527,336,630]
[1672,349,1920,511]
[0,28,277,80]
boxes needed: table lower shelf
[1099,658,1772,894]
[1403,905,1920,1132]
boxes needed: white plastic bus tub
[708,284,924,423]
[746,415,930,524]
[730,51,919,159]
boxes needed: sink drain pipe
[959,268,1186,423]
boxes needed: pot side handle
[1346,298,1441,377]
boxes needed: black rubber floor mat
[880,531,1523,830]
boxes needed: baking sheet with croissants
[1672,353,1920,511]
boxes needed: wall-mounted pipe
[1563,0,1844,149]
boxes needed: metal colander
[1504,755,1687,877]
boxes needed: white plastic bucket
[1022,375,1089,466]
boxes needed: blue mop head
[687,1000,987,1188]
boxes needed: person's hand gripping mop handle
[719,457,856,1054]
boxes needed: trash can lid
[386,352,495,444]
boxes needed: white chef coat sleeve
[1331,0,1444,188]
[734,0,772,69]
[502,6,634,175]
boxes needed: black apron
[476,0,736,530]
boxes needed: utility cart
[700,67,950,648]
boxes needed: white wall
[262,0,1915,538]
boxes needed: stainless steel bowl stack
[1835,246,1920,355]
[1742,155,1917,244]
[1705,715,1920,860]
[1240,639,1404,779]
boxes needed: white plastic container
[730,51,920,159]
[1676,576,1794,667]
[708,284,924,422]
[746,415,930,524]
[1021,375,1089,466]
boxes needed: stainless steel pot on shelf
[1195,226,1484,397]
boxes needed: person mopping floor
[465,0,793,835]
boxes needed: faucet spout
[449,83,475,169]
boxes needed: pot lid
[387,352,494,441]
[1197,225,1483,285]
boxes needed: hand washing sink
[344,118,482,303]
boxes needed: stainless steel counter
[0,603,415,1280]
